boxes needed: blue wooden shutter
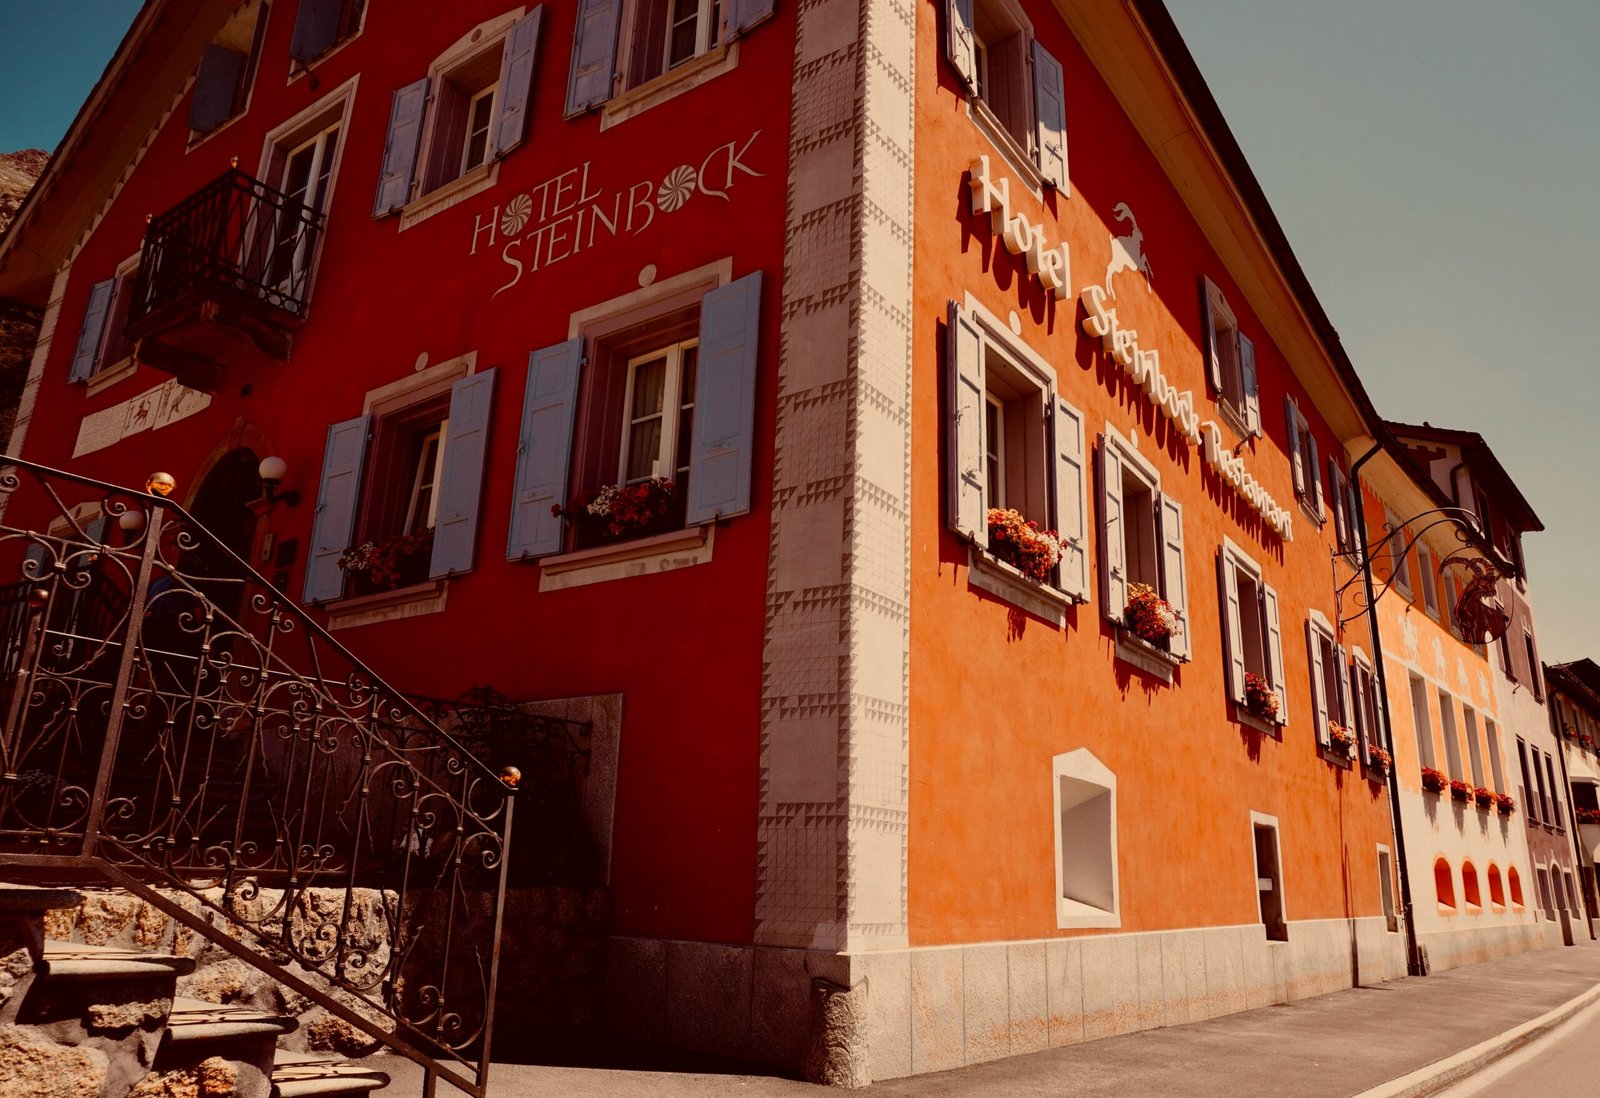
[493,7,544,159]
[430,369,497,579]
[687,273,763,525]
[68,279,115,384]
[565,0,622,117]
[373,78,429,217]
[1052,394,1087,600]
[1263,582,1287,724]
[1219,553,1246,704]
[303,416,370,604]
[945,0,977,91]
[728,0,775,36]
[946,302,985,542]
[290,0,343,63]
[1097,440,1127,624]
[1239,332,1260,435]
[188,44,245,133]
[1031,41,1068,192]
[1158,494,1188,660]
[507,340,582,559]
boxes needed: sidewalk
[371,942,1600,1096]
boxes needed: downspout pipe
[1350,440,1426,976]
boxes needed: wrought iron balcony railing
[0,459,512,1097]
[130,168,325,327]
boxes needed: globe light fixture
[146,472,176,497]
[118,510,146,533]
[254,455,300,508]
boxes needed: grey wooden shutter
[1307,432,1324,519]
[68,279,115,384]
[189,44,245,133]
[1098,440,1127,623]
[290,0,343,63]
[566,0,622,116]
[946,302,985,542]
[945,0,977,92]
[1158,494,1188,659]
[303,416,370,604]
[686,272,762,525]
[1219,553,1245,703]
[493,7,544,159]
[728,0,776,35]
[508,339,582,559]
[373,78,429,217]
[430,369,497,579]
[1052,393,1087,600]
[1284,397,1304,498]
[1238,332,1260,435]
[1264,583,1287,723]
[1335,643,1354,730]
[1307,622,1329,742]
[1201,281,1221,394]
[1031,41,1068,192]
[1328,460,1349,552]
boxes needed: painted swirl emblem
[500,193,533,236]
[656,166,697,213]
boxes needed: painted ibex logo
[1103,202,1153,297]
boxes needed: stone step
[156,998,300,1098]
[161,996,299,1046]
[0,885,83,916]
[271,1050,389,1098]
[41,939,198,980]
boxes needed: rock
[802,977,870,1088]
[127,1056,236,1098]
[87,997,169,1031]
[77,893,140,946]
[0,1026,108,1097]
[302,1012,380,1057]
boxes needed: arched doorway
[184,447,260,623]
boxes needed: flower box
[986,508,1062,585]
[1497,793,1517,817]
[1367,746,1393,775]
[1449,779,1473,803]
[556,479,683,548]
[1473,785,1494,809]
[1421,767,1448,794]
[1124,582,1181,646]
[338,528,434,593]
[1326,722,1356,757]
[1577,807,1600,826]
[1243,672,1279,723]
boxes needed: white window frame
[1250,811,1288,942]
[403,423,449,535]
[965,0,1036,166]
[1409,672,1436,770]
[1418,539,1439,618]
[186,0,271,149]
[663,0,721,70]
[1462,705,1485,789]
[1220,537,1287,727]
[1203,278,1257,438]
[460,84,499,177]
[1438,687,1464,783]
[86,252,143,395]
[984,392,1006,510]
[1383,507,1413,597]
[1486,717,1507,793]
[617,338,698,486]
[415,13,517,197]
[1051,749,1119,929]
[1101,426,1189,665]
[1351,647,1382,767]
[1284,397,1323,524]
[1305,611,1346,748]
[269,120,342,299]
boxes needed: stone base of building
[1417,916,1581,973]
[604,918,1413,1085]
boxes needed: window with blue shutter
[373,78,429,217]
[1031,41,1068,191]
[1238,333,1260,436]
[290,0,348,64]
[68,279,115,384]
[1052,394,1087,601]
[304,416,370,604]
[686,272,762,526]
[1158,495,1188,659]
[1097,439,1127,622]
[728,0,776,36]
[946,303,985,543]
[508,340,583,560]
[429,369,497,578]
[189,45,247,134]
[944,0,978,91]
[566,0,622,116]
[493,8,544,159]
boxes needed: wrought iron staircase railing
[0,458,513,1097]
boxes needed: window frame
[1383,507,1413,598]
[1377,845,1399,933]
[1304,612,1348,752]
[1220,539,1287,728]
[288,0,367,73]
[1409,672,1436,770]
[1417,539,1440,618]
[1283,397,1323,524]
[414,18,514,200]
[1100,426,1189,666]
[617,337,698,488]
[1351,647,1383,772]
[187,0,271,145]
[87,253,143,393]
[1251,812,1288,942]
[1051,749,1120,929]
[1202,278,1257,439]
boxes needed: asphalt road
[1438,995,1600,1096]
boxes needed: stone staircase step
[157,998,300,1098]
[0,885,82,915]
[162,996,299,1045]
[41,939,198,980]
[271,1050,389,1097]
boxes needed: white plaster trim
[1052,749,1119,929]
[1236,706,1282,736]
[327,578,448,630]
[600,41,740,132]
[1308,606,1333,635]
[1114,628,1180,682]
[537,525,713,592]
[1250,810,1288,928]
[3,266,72,477]
[398,162,500,233]
[362,351,475,415]
[567,258,732,339]
[964,98,1043,200]
[1102,420,1161,485]
[967,546,1067,626]
[961,291,1057,387]
[85,356,137,397]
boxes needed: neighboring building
[1387,422,1583,943]
[1545,658,1600,931]
[0,0,1581,1084]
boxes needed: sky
[0,1,1594,657]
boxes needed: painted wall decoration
[73,378,211,457]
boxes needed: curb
[1351,979,1600,1098]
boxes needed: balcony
[125,169,324,392]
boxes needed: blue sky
[0,1,1594,659]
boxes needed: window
[1488,863,1505,909]
[304,356,496,607]
[1537,867,1554,918]
[1201,279,1259,437]
[375,10,544,216]
[1533,743,1551,823]
[1418,540,1439,618]
[1378,847,1399,933]
[1383,508,1412,597]
[1410,673,1436,770]
[1546,752,1562,829]
[188,1,268,137]
[1052,750,1118,928]
[1566,871,1579,912]
[1351,650,1382,767]
[1100,429,1189,660]
[1524,630,1543,700]
[947,300,1089,604]
[1283,398,1323,522]
[1304,615,1349,749]
[289,0,365,65]
[1328,459,1358,557]
[1498,629,1515,684]
[265,120,340,298]
[1434,858,1455,911]
[67,254,142,386]
[1463,706,1485,789]
[1220,542,1286,726]
[1517,737,1538,823]
[1438,689,1463,783]
[1508,866,1524,907]
[1462,861,1481,910]
[1253,816,1287,941]
[565,0,773,118]
[507,266,762,569]
[942,0,1068,190]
